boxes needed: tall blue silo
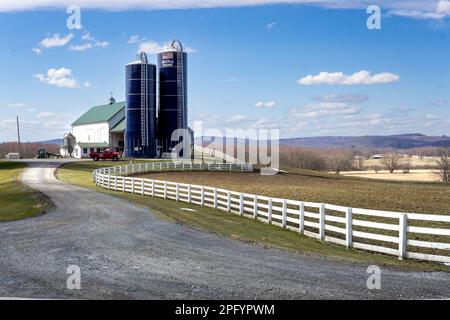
[125,52,157,158]
[158,40,188,154]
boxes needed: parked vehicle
[36,148,61,159]
[89,148,121,161]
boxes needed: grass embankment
[0,161,51,221]
[57,161,449,271]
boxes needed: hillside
[280,133,450,149]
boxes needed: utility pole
[16,116,22,159]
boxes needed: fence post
[176,183,180,201]
[239,193,244,216]
[150,180,154,197]
[399,213,408,260]
[282,200,287,228]
[200,186,205,206]
[164,181,167,199]
[141,179,144,195]
[346,208,353,249]
[188,185,192,203]
[253,195,258,219]
[107,174,111,189]
[131,178,135,194]
[122,178,125,192]
[114,176,117,191]
[299,202,305,234]
[319,204,326,241]
[227,191,231,212]
[213,188,218,209]
[268,198,273,224]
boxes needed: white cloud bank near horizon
[298,70,400,86]
[0,0,449,19]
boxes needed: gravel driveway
[0,161,449,299]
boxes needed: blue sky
[0,0,449,142]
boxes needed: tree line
[0,142,59,159]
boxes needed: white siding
[72,122,110,145]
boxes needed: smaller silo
[63,133,77,157]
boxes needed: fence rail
[93,161,450,264]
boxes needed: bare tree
[382,153,401,173]
[326,152,353,174]
[435,148,450,183]
[402,157,411,174]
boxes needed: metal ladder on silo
[177,51,184,130]
[141,61,148,147]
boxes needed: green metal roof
[76,142,109,148]
[110,118,125,133]
[72,101,125,126]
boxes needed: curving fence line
[93,161,450,264]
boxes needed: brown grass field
[140,168,450,215]
[342,169,439,182]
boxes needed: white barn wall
[72,122,110,145]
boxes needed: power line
[16,116,22,157]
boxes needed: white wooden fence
[93,161,450,264]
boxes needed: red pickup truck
[89,148,122,161]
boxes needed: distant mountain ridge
[39,134,450,150]
[38,139,63,145]
[280,133,450,149]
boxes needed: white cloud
[33,68,80,89]
[388,9,446,19]
[312,93,369,103]
[37,111,58,119]
[0,102,26,109]
[425,114,440,120]
[184,46,198,53]
[0,1,447,20]
[431,99,447,106]
[69,40,109,51]
[81,33,95,41]
[70,43,94,51]
[128,35,145,44]
[138,41,166,54]
[39,33,73,48]
[437,0,450,14]
[298,70,400,85]
[255,100,277,108]
[227,114,249,123]
[70,32,109,51]
[138,40,197,54]
[83,81,91,88]
[267,22,277,29]
[32,47,42,54]
[290,102,360,119]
